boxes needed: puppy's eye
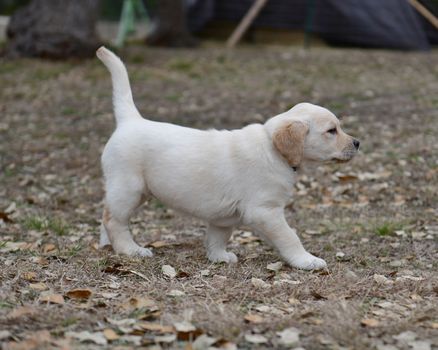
[327,128,337,135]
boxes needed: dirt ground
[0,44,437,350]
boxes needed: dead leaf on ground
[103,263,130,275]
[138,322,174,333]
[39,292,64,304]
[192,334,217,350]
[277,327,300,346]
[172,316,203,341]
[66,289,92,300]
[336,173,359,182]
[120,296,155,310]
[4,330,51,350]
[244,333,268,344]
[66,331,107,345]
[103,328,120,341]
[22,271,37,281]
[1,241,34,253]
[311,291,327,300]
[288,297,300,305]
[361,318,380,327]
[30,256,49,266]
[7,306,37,319]
[244,313,264,323]
[266,261,283,271]
[173,321,196,333]
[148,240,170,248]
[42,243,56,253]
[251,278,270,289]
[0,211,13,223]
[154,334,177,343]
[176,270,190,278]
[373,274,393,285]
[167,289,186,297]
[0,330,11,341]
[29,282,48,291]
[162,264,177,278]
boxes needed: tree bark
[146,0,197,47]
[6,0,101,59]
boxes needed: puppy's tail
[96,46,142,125]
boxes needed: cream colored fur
[96,47,359,270]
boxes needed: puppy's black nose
[353,139,360,150]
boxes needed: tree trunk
[6,0,101,59]
[146,0,197,47]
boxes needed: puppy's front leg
[247,209,327,270]
[205,224,237,263]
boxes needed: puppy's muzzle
[334,139,360,163]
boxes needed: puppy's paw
[287,251,327,270]
[208,250,238,264]
[116,245,153,257]
[133,247,154,257]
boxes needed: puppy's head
[272,103,359,167]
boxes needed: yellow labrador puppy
[96,47,359,270]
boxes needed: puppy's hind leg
[99,223,110,247]
[205,224,237,263]
[103,175,152,257]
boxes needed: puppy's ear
[273,121,309,167]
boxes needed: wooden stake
[409,0,438,30]
[226,0,269,48]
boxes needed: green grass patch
[61,317,78,327]
[374,221,403,236]
[23,216,70,236]
[61,107,77,116]
[169,60,194,72]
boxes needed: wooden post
[409,0,438,30]
[226,0,269,48]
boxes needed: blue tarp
[186,0,437,50]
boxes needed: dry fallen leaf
[336,173,358,182]
[266,261,283,271]
[173,321,196,333]
[0,241,33,253]
[29,282,48,291]
[103,328,120,341]
[39,292,64,304]
[361,318,380,327]
[30,256,49,266]
[251,278,270,289]
[373,274,393,285]
[120,296,155,310]
[0,211,13,223]
[244,333,268,344]
[148,240,169,248]
[277,327,300,346]
[138,322,174,333]
[154,334,177,343]
[167,289,186,297]
[5,330,51,350]
[162,264,176,278]
[22,271,37,281]
[244,313,264,324]
[66,331,107,345]
[0,330,11,341]
[7,306,37,319]
[106,318,137,327]
[42,243,56,253]
[288,297,300,305]
[66,289,92,300]
[192,334,217,350]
